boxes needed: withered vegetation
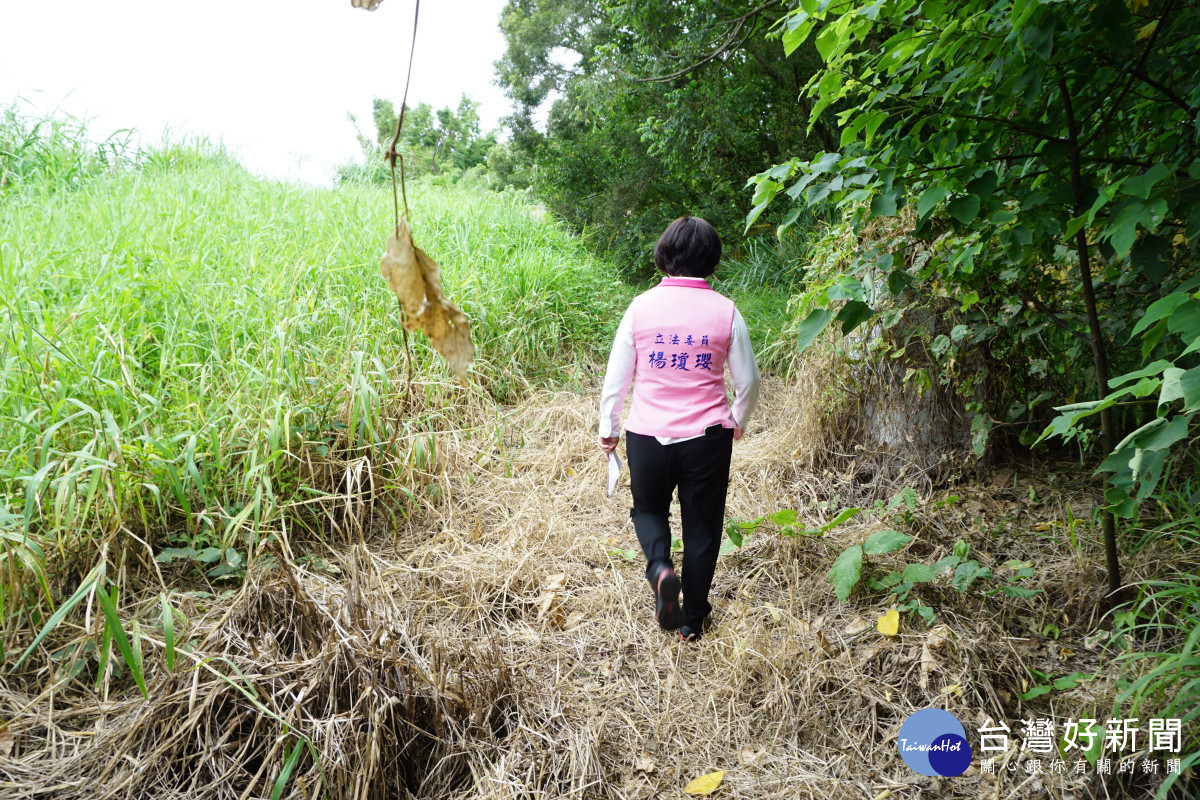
[0,370,1168,799]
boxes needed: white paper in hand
[607,452,623,496]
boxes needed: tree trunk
[1061,79,1124,608]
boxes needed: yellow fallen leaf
[684,770,725,796]
[872,791,893,800]
[877,608,899,637]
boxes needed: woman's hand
[598,436,619,453]
[733,427,743,441]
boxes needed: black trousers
[625,426,733,629]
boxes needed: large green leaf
[1180,366,1200,411]
[1122,163,1168,199]
[917,185,948,219]
[837,300,875,335]
[862,529,912,555]
[902,563,937,584]
[948,194,980,224]
[1131,293,1191,338]
[796,308,834,353]
[1167,300,1200,347]
[830,545,863,602]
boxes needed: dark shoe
[679,616,713,642]
[653,565,683,630]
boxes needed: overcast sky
[0,0,512,184]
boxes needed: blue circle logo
[898,709,973,776]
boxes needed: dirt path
[3,379,1129,800]
[364,378,1101,799]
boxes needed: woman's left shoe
[678,616,713,642]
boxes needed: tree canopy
[496,0,834,272]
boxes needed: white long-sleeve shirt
[598,302,760,444]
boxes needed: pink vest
[625,278,736,438]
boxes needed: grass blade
[271,738,306,800]
[160,593,175,670]
[95,583,148,699]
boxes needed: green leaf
[1107,198,1168,255]
[1020,684,1053,700]
[155,547,200,563]
[863,110,889,146]
[837,300,875,335]
[887,270,914,296]
[1109,359,1174,388]
[1000,585,1043,598]
[862,529,912,555]
[1142,318,1170,361]
[744,200,771,232]
[917,185,948,219]
[1122,163,1168,199]
[971,413,991,457]
[1180,367,1200,411]
[830,545,864,602]
[951,561,991,592]
[95,583,149,699]
[796,308,834,353]
[768,509,798,526]
[1167,300,1200,346]
[1052,672,1093,691]
[1130,293,1191,338]
[1159,368,1186,406]
[932,555,961,575]
[871,188,899,217]
[815,23,841,61]
[809,506,862,535]
[947,194,980,224]
[825,275,863,301]
[1134,413,1192,451]
[902,563,937,583]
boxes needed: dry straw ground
[0,376,1157,799]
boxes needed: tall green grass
[1113,470,1200,799]
[0,112,629,670]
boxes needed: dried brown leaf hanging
[380,216,474,380]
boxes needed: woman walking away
[597,216,760,642]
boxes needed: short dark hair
[653,216,721,278]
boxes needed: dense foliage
[496,0,833,273]
[744,0,1199,596]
